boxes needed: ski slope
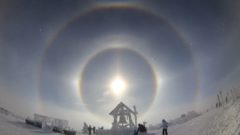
[150,99,240,135]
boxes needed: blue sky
[0,0,240,129]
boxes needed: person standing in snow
[92,126,96,134]
[88,125,92,135]
[161,119,168,135]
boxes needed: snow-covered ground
[1,99,240,135]
[150,99,240,135]
[0,112,61,135]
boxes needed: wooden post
[133,105,137,128]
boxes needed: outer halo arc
[38,3,200,119]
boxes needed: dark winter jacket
[138,124,147,132]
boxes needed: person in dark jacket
[88,125,92,135]
[92,126,96,134]
[137,124,147,135]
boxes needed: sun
[110,76,127,96]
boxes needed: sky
[0,0,240,129]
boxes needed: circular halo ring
[37,3,200,119]
[78,46,158,117]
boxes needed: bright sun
[110,76,127,96]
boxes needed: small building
[109,102,138,129]
[33,113,68,131]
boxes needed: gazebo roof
[109,102,135,115]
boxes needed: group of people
[88,125,96,135]
[86,119,168,135]
[135,119,168,135]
